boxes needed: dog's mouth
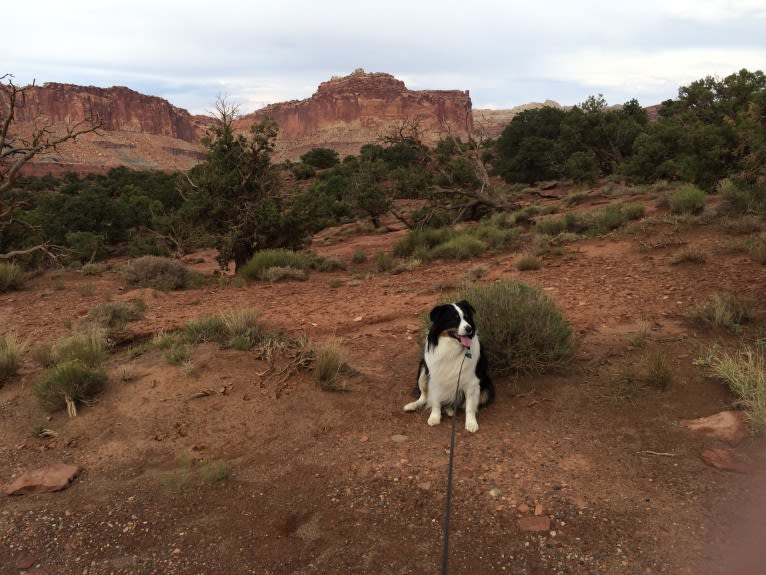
[447,329,473,349]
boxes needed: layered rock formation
[10,83,207,176]
[10,71,521,175]
[237,69,474,160]
[13,83,203,141]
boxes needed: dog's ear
[456,300,476,315]
[429,304,452,323]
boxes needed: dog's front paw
[427,413,441,426]
[465,420,479,433]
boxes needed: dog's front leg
[427,401,442,426]
[464,384,480,433]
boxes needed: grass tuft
[711,345,766,433]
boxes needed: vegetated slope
[1,184,765,574]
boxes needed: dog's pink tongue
[459,335,472,348]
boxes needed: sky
[5,0,766,116]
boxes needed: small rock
[518,516,551,532]
[517,503,530,514]
[489,488,502,497]
[390,434,408,443]
[534,502,544,516]
[700,448,751,474]
[15,554,40,570]
[4,463,81,495]
[681,411,749,446]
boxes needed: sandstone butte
[8,69,558,176]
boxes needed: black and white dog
[404,300,494,432]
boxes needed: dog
[403,300,494,432]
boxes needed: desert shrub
[310,255,344,272]
[459,280,573,375]
[184,316,230,344]
[670,248,707,265]
[30,341,56,368]
[164,340,191,365]
[220,308,262,351]
[393,228,455,259]
[712,345,766,433]
[646,352,673,390]
[535,216,568,236]
[374,251,394,272]
[122,256,201,290]
[238,249,310,281]
[65,231,105,264]
[516,254,542,271]
[0,262,24,292]
[0,333,20,385]
[670,184,706,215]
[719,215,763,235]
[471,222,521,249]
[54,326,110,368]
[428,236,487,261]
[185,308,262,350]
[689,291,750,331]
[201,459,232,484]
[33,359,107,413]
[262,266,309,282]
[81,262,108,276]
[748,234,766,265]
[81,299,146,335]
[351,249,367,264]
[314,342,347,391]
[717,178,766,216]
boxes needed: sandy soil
[1,189,765,574]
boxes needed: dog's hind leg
[403,362,429,412]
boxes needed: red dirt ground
[1,189,765,574]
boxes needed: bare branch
[1,77,102,196]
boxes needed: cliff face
[238,69,474,160]
[11,72,481,175]
[15,83,203,141]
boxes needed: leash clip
[464,349,472,359]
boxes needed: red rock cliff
[14,83,202,141]
[237,69,474,160]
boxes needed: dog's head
[427,300,477,350]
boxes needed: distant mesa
[10,70,558,175]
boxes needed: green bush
[33,359,108,413]
[0,333,20,385]
[54,326,111,368]
[670,184,706,215]
[0,262,24,292]
[459,280,573,375]
[81,300,146,335]
[428,236,487,261]
[516,254,542,271]
[238,249,310,281]
[122,256,201,290]
[393,228,455,259]
[184,308,262,350]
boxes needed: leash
[441,349,470,575]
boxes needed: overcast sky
[5,0,766,116]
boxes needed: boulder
[681,411,749,446]
[4,463,81,495]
